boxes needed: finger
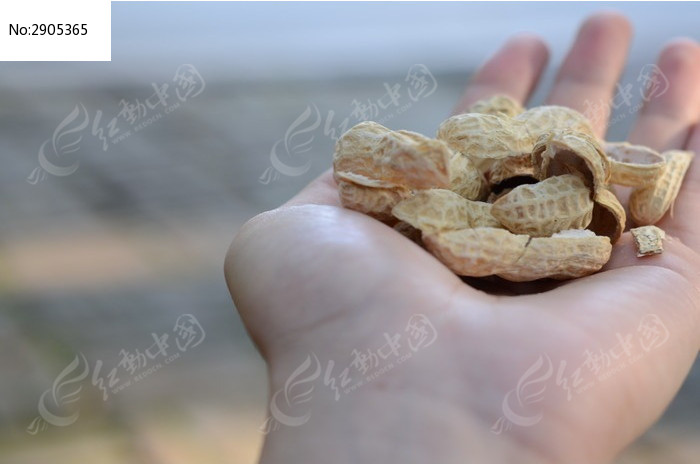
[284,169,341,207]
[628,39,700,150]
[546,12,633,137]
[453,33,549,114]
[658,118,700,251]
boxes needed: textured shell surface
[629,150,694,225]
[630,225,666,257]
[448,152,487,200]
[377,130,452,189]
[496,233,612,281]
[423,227,530,277]
[436,113,529,167]
[492,174,594,237]
[605,142,666,187]
[337,180,410,222]
[333,121,392,181]
[392,189,500,233]
[484,152,536,186]
[516,105,596,143]
[330,109,693,282]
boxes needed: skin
[225,12,700,464]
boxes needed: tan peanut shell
[630,225,665,257]
[485,152,536,186]
[468,94,524,118]
[448,152,487,200]
[425,227,610,280]
[436,113,530,168]
[334,123,451,190]
[332,100,694,282]
[532,130,610,192]
[605,142,666,187]
[423,227,530,277]
[516,106,596,143]
[588,188,626,244]
[333,170,397,189]
[337,180,410,222]
[629,150,694,225]
[487,188,514,203]
[333,121,392,182]
[496,230,612,281]
[377,130,452,189]
[491,174,593,237]
[392,189,501,233]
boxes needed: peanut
[516,105,596,142]
[448,152,487,200]
[605,142,666,187]
[337,181,410,222]
[334,122,452,220]
[332,96,694,282]
[629,150,694,226]
[497,230,612,281]
[532,130,610,192]
[423,227,530,277]
[491,174,593,237]
[392,189,501,234]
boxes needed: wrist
[259,347,545,464]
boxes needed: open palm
[226,13,700,464]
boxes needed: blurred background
[1,2,698,463]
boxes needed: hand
[225,12,700,464]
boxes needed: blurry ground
[0,67,698,463]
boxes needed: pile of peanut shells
[332,95,694,282]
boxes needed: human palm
[226,13,700,464]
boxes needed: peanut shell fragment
[448,152,487,200]
[436,113,529,168]
[516,105,596,143]
[496,230,612,281]
[392,189,500,233]
[629,150,694,225]
[337,181,410,222]
[532,131,610,192]
[491,175,593,237]
[605,142,666,187]
[331,96,694,283]
[423,227,530,277]
[334,123,452,221]
[588,188,626,244]
[333,121,391,182]
[630,225,665,257]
